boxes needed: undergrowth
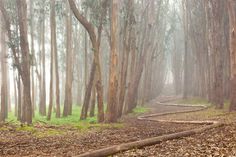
[4,105,124,136]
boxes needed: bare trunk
[106,0,119,123]
[30,0,35,117]
[63,2,73,117]
[89,85,96,117]
[39,3,46,116]
[228,0,236,111]
[54,0,60,118]
[0,18,7,121]
[17,0,32,124]
[47,0,57,120]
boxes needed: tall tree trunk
[183,0,190,99]
[106,0,119,123]
[117,0,133,118]
[211,0,224,109]
[0,16,7,121]
[47,0,57,120]
[63,2,73,117]
[17,0,32,124]
[54,0,60,118]
[39,3,46,116]
[69,0,106,122]
[30,0,35,117]
[228,0,236,111]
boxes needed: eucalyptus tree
[0,13,8,121]
[228,0,236,111]
[17,0,32,124]
[106,0,119,122]
[68,0,109,122]
[63,0,73,117]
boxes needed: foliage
[82,0,109,27]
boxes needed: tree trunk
[17,74,22,121]
[0,16,7,121]
[89,85,96,117]
[47,0,57,120]
[17,0,32,124]
[117,0,133,118]
[63,2,73,117]
[228,0,236,111]
[30,0,35,117]
[106,0,119,123]
[39,3,46,116]
[81,62,96,120]
[13,70,18,117]
[183,0,190,99]
[69,0,106,122]
[54,0,60,118]
[211,0,224,109]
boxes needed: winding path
[75,97,223,157]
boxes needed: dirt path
[0,96,215,157]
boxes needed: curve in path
[75,98,223,157]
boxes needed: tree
[68,0,108,122]
[117,0,134,118]
[29,0,35,117]
[17,0,32,124]
[124,1,156,113]
[54,0,61,118]
[63,1,73,117]
[38,1,47,116]
[48,0,60,120]
[106,0,119,123]
[208,0,225,109]
[228,0,236,111]
[0,13,8,121]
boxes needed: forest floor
[0,97,236,157]
[115,99,236,157]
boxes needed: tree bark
[63,1,73,117]
[228,0,236,111]
[17,0,32,124]
[54,0,60,118]
[0,15,7,121]
[106,0,119,123]
[69,0,106,122]
[29,0,35,117]
[39,2,46,116]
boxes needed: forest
[0,0,236,156]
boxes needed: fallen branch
[76,123,223,157]
[75,97,223,157]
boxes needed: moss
[34,129,65,138]
[16,125,36,132]
[0,127,9,131]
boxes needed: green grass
[2,105,150,137]
[4,105,123,135]
[132,106,150,114]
